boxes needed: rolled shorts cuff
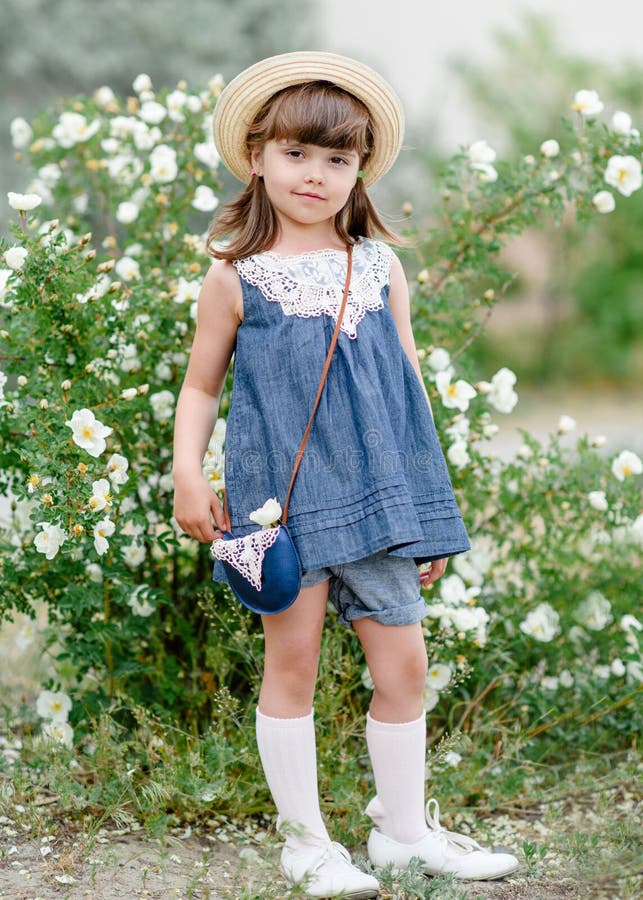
[343,596,431,628]
[300,549,427,630]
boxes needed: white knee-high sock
[255,707,331,848]
[364,709,430,844]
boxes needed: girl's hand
[418,557,448,588]
[173,474,228,543]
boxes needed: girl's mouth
[295,192,325,200]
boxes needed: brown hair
[206,81,403,260]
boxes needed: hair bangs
[248,81,373,160]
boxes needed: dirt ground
[0,806,616,900]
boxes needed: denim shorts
[300,548,430,629]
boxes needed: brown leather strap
[223,244,354,532]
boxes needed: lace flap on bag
[234,238,394,339]
[210,527,281,591]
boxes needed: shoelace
[310,840,353,871]
[424,797,485,854]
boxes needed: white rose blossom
[587,490,608,511]
[604,155,642,197]
[94,85,115,106]
[149,145,178,183]
[477,367,518,414]
[592,190,616,213]
[4,247,29,270]
[174,277,202,305]
[52,112,100,148]
[133,73,153,94]
[7,191,42,212]
[138,100,167,125]
[41,721,74,748]
[557,415,576,434]
[467,140,498,182]
[65,408,113,457]
[122,542,146,567]
[150,390,175,422]
[571,89,604,117]
[89,478,113,512]
[435,371,476,412]
[93,518,115,556]
[427,348,451,372]
[116,202,139,224]
[166,89,187,122]
[115,256,140,281]
[192,185,219,212]
[128,585,156,616]
[519,602,561,642]
[10,117,33,149]
[447,441,470,469]
[439,573,481,607]
[422,686,440,712]
[15,619,38,651]
[452,537,494,586]
[34,522,66,559]
[575,591,612,631]
[540,139,559,158]
[194,141,220,169]
[36,690,71,722]
[249,498,282,528]
[425,663,452,691]
[611,111,632,134]
[106,453,129,486]
[611,450,642,481]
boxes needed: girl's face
[251,139,360,234]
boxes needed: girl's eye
[286,149,304,159]
[330,156,348,166]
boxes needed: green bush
[0,78,641,816]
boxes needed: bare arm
[387,252,448,585]
[172,259,242,542]
[387,254,434,417]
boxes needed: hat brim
[212,51,404,187]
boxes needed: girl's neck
[269,220,347,256]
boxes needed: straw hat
[212,51,405,187]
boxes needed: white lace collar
[233,238,394,339]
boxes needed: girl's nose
[304,168,325,184]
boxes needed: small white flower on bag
[248,497,282,529]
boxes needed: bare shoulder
[387,250,410,309]
[199,258,243,324]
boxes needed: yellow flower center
[81,425,94,439]
[622,464,632,476]
[447,384,457,398]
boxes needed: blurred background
[1,0,642,455]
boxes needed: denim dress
[212,237,471,587]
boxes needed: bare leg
[258,578,330,717]
[353,616,429,843]
[255,579,333,846]
[352,617,427,721]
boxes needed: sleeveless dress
[212,237,471,588]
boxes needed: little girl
[173,51,519,898]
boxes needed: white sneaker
[367,797,519,881]
[280,835,380,898]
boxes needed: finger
[209,493,228,532]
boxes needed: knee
[265,637,320,685]
[374,645,428,699]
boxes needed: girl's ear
[250,145,264,178]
